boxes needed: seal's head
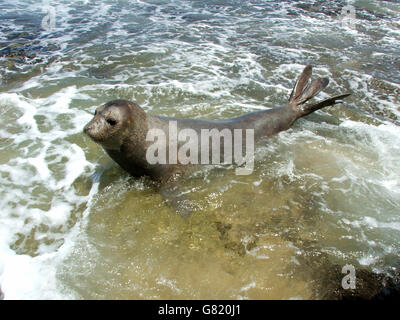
[83,100,136,150]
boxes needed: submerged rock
[291,240,400,300]
[295,0,387,21]
[321,265,400,300]
[7,31,35,40]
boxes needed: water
[0,0,399,299]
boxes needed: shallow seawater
[0,0,399,299]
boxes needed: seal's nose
[83,123,93,134]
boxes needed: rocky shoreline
[0,31,60,86]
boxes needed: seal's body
[83,65,350,183]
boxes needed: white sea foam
[0,87,98,299]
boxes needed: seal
[83,65,350,183]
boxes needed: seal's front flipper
[289,65,351,117]
[158,182,195,218]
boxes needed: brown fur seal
[83,65,350,184]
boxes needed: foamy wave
[0,89,98,299]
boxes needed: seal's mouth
[86,134,105,144]
[83,123,120,150]
[83,123,93,136]
[83,123,104,143]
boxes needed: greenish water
[0,0,399,299]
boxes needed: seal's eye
[107,118,117,126]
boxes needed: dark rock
[293,241,400,300]
[5,60,16,69]
[0,46,26,58]
[215,221,232,240]
[245,240,257,251]
[8,43,25,50]
[45,43,60,52]
[314,263,400,300]
[321,266,383,300]
[224,241,246,257]
[371,275,400,300]
[182,13,213,23]
[7,31,32,40]
[295,0,387,21]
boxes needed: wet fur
[84,65,350,183]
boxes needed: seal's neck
[124,102,149,145]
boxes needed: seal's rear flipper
[289,65,351,116]
[300,93,352,116]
